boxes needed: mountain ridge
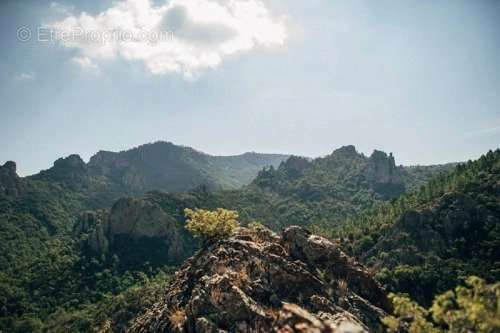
[29,141,289,195]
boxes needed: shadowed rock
[128,226,390,332]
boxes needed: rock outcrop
[129,226,390,332]
[31,154,90,190]
[364,151,401,185]
[0,161,21,197]
[75,197,195,266]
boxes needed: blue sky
[1,0,499,175]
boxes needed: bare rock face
[0,161,21,197]
[76,210,110,253]
[128,226,390,333]
[75,197,194,265]
[364,151,400,185]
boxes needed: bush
[184,208,240,242]
[383,276,500,333]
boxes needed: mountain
[86,141,289,193]
[217,146,456,230]
[30,141,288,197]
[129,225,391,333]
[336,149,500,305]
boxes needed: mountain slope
[218,146,456,230]
[87,141,288,193]
[337,149,500,305]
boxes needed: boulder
[128,226,389,332]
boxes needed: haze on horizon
[1,0,499,176]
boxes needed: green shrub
[383,276,500,333]
[184,208,239,242]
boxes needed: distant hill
[224,145,456,229]
[31,141,289,195]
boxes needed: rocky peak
[3,161,17,174]
[32,154,89,188]
[129,226,390,332]
[364,150,399,184]
[55,154,86,168]
[331,145,359,158]
[280,156,311,177]
[0,161,21,197]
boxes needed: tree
[184,208,240,243]
[383,276,500,333]
[431,276,500,333]
[383,294,440,333]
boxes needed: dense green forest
[0,144,497,332]
[330,149,500,305]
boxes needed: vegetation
[0,144,497,331]
[237,146,453,230]
[0,170,176,331]
[185,208,240,242]
[384,276,500,333]
[12,270,172,333]
[333,149,500,305]
[86,141,288,193]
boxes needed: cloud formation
[14,72,35,81]
[48,0,287,78]
[71,56,100,73]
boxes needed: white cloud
[50,2,74,15]
[14,72,35,81]
[48,0,287,78]
[71,56,100,73]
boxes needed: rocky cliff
[32,154,90,189]
[129,226,390,333]
[75,196,196,266]
[0,161,21,197]
[364,151,400,185]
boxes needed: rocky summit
[129,226,390,333]
[0,161,21,197]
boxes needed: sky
[1,0,499,176]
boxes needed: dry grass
[168,307,187,331]
[234,266,249,287]
[337,279,348,298]
[210,286,224,304]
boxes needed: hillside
[335,149,500,305]
[215,146,455,230]
[0,171,185,331]
[86,141,288,193]
[29,142,288,199]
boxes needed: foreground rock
[129,226,390,332]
